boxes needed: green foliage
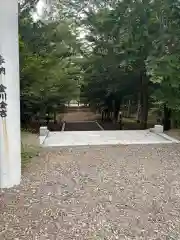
[73,0,180,125]
[19,0,180,127]
[19,8,81,121]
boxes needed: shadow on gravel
[64,121,101,131]
[97,120,121,130]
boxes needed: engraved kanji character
[0,109,7,118]
[0,67,5,75]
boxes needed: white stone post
[0,0,21,188]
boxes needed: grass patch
[21,145,39,170]
[21,131,40,170]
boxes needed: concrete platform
[42,130,179,147]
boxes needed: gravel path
[62,109,99,122]
[1,144,180,239]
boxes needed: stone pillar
[0,0,21,188]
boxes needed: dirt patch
[166,129,180,140]
[62,108,99,122]
[21,131,39,147]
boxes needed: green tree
[19,7,81,124]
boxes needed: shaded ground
[97,120,120,130]
[122,118,155,130]
[47,122,63,132]
[57,107,156,131]
[22,108,156,133]
[62,108,99,122]
[64,122,102,131]
[22,121,63,133]
[166,129,180,141]
[1,144,180,239]
[62,108,152,131]
[98,119,156,131]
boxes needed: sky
[37,0,44,14]
[33,0,45,20]
[33,0,87,40]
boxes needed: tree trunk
[113,99,121,123]
[46,112,50,125]
[101,111,104,121]
[163,105,171,131]
[136,103,141,123]
[136,93,141,123]
[112,99,116,123]
[53,111,57,124]
[170,111,177,129]
[118,111,123,130]
[127,100,131,118]
[140,73,149,129]
[171,118,177,129]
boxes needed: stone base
[150,125,164,134]
[39,126,49,145]
[40,126,48,136]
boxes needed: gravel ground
[1,144,180,239]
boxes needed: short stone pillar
[118,111,123,130]
[40,126,48,136]
[39,126,49,145]
[154,125,164,134]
